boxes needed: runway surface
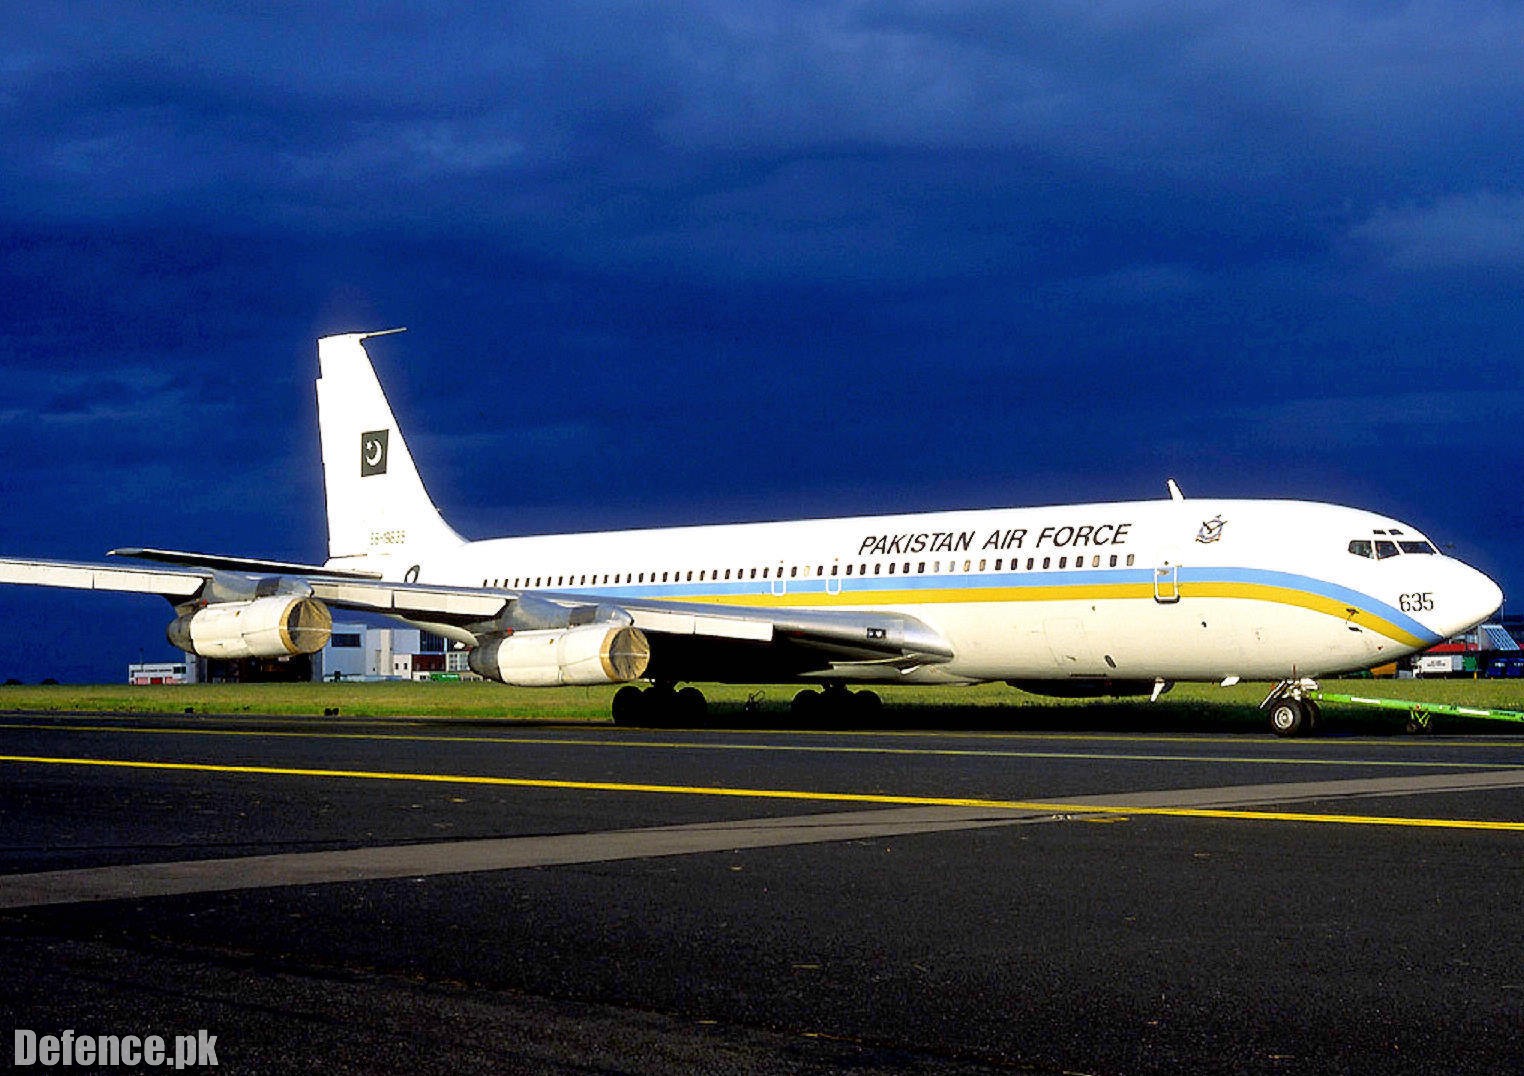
[1,709,1522,1074]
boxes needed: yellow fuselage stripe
[672,581,1429,650]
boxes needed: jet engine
[469,625,650,687]
[167,596,333,659]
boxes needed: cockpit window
[1375,540,1400,559]
[1348,539,1373,559]
[1399,540,1437,555]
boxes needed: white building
[317,623,454,681]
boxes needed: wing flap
[308,580,507,619]
[629,608,775,642]
[0,557,205,598]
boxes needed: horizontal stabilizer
[109,548,383,579]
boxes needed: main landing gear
[790,684,882,722]
[610,682,885,726]
[1261,679,1324,738]
[611,682,708,727]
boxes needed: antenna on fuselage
[1166,478,1185,502]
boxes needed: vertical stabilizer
[316,331,462,573]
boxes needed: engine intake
[168,596,333,660]
[470,625,650,686]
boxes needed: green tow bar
[1309,691,1524,733]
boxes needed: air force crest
[361,429,390,476]
[1196,514,1226,544]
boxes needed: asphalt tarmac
[1,709,1522,1074]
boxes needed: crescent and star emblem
[360,429,390,476]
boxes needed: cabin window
[1375,540,1400,559]
[724,569,731,580]
[1348,539,1374,558]
[830,564,838,576]
[750,568,758,579]
[1059,557,1067,568]
[994,558,1002,570]
[790,566,798,578]
[1126,554,1135,566]
[873,563,881,575]
[762,568,770,579]
[887,562,896,574]
[1091,556,1100,568]
[845,564,854,576]
[1042,557,1051,570]
[902,562,911,574]
[1026,557,1035,570]
[978,559,986,571]
[638,572,645,582]
[1109,555,1118,568]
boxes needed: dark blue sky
[2,2,1520,681]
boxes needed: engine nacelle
[469,625,650,686]
[167,596,333,660]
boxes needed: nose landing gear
[1261,679,1324,737]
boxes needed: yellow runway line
[3,753,1524,832]
[1,722,1514,770]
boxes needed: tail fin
[316,330,462,572]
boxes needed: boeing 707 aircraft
[0,331,1504,735]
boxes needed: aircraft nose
[1441,561,1504,637]
[1474,569,1505,624]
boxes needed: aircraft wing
[0,556,208,599]
[0,553,955,678]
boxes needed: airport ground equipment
[1307,690,1524,734]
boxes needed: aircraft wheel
[791,689,823,718]
[851,690,883,719]
[1305,700,1324,736]
[675,686,708,724]
[1268,698,1309,737]
[611,685,646,726]
[641,683,679,727]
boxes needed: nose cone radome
[1443,561,1504,637]
[1474,570,1505,625]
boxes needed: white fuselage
[366,497,1502,686]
